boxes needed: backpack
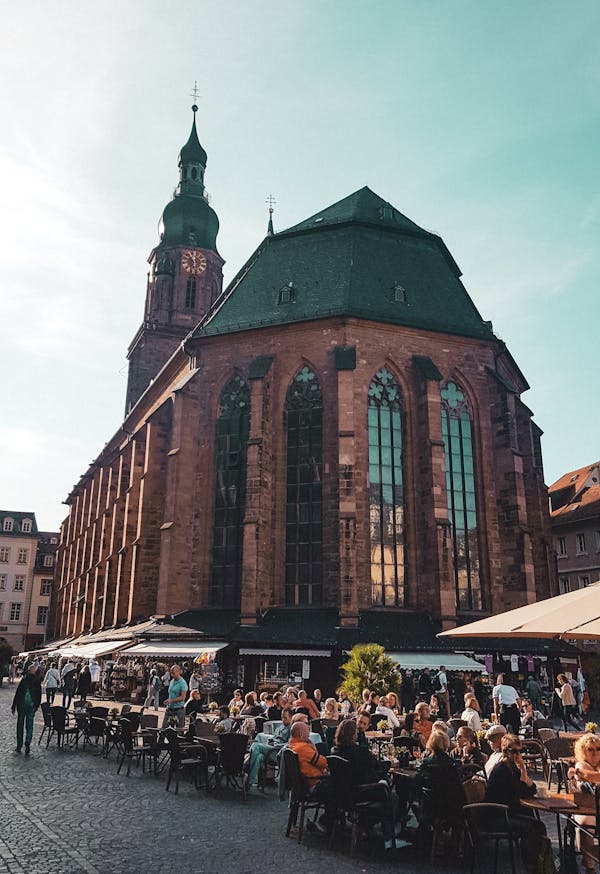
[152,675,161,691]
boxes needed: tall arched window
[368,367,406,606]
[440,381,482,611]
[185,278,196,309]
[285,366,323,606]
[210,377,250,607]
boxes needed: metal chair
[537,727,558,746]
[283,748,323,843]
[38,702,52,745]
[545,736,576,789]
[47,706,80,748]
[327,754,394,855]
[164,727,206,793]
[463,803,518,874]
[215,732,249,798]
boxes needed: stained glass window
[368,368,406,606]
[441,381,482,611]
[210,377,250,607]
[285,367,323,606]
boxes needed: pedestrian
[492,673,521,734]
[524,675,542,711]
[434,665,451,719]
[8,661,17,684]
[43,662,61,704]
[88,658,101,693]
[418,667,432,701]
[76,665,92,702]
[60,659,76,709]
[557,673,581,731]
[144,668,161,710]
[12,665,42,755]
[161,664,188,729]
[402,670,416,713]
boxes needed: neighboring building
[0,511,39,652]
[27,531,59,649]
[550,461,600,594]
[53,106,557,690]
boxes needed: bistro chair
[537,727,558,746]
[87,707,109,748]
[215,732,249,798]
[38,702,53,746]
[532,718,556,734]
[120,704,132,715]
[327,754,394,855]
[393,735,422,755]
[544,736,576,790]
[462,777,486,805]
[164,727,206,793]
[311,719,325,741]
[140,713,159,730]
[192,719,217,738]
[283,749,323,843]
[463,803,518,874]
[116,717,157,777]
[47,706,80,749]
[448,718,467,734]
[521,738,548,780]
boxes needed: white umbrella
[438,581,600,640]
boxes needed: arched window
[210,377,250,607]
[368,367,406,606]
[185,278,196,309]
[440,381,482,611]
[285,366,323,606]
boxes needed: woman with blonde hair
[572,733,600,872]
[386,691,400,714]
[461,695,482,732]
[322,697,339,721]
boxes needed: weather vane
[266,194,276,236]
[190,80,201,110]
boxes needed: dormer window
[278,283,295,305]
[391,282,407,303]
[3,518,13,532]
[21,519,32,533]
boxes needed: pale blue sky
[1,1,598,530]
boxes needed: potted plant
[376,719,389,732]
[585,721,598,734]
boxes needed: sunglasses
[506,747,522,753]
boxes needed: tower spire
[266,194,276,236]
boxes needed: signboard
[302,659,310,680]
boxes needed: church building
[52,107,558,691]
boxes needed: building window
[40,578,52,596]
[36,606,48,626]
[3,518,13,532]
[576,533,587,555]
[210,377,250,608]
[579,575,591,588]
[9,602,21,621]
[0,603,3,620]
[17,548,28,564]
[185,278,196,309]
[0,548,8,563]
[278,283,295,305]
[21,519,32,533]
[285,366,323,606]
[558,576,571,594]
[556,536,567,558]
[441,381,483,611]
[368,367,406,607]
[13,576,24,591]
[391,282,407,303]
[0,574,5,590]
[43,554,54,568]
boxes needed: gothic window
[210,377,250,607]
[185,278,196,309]
[441,381,483,611]
[368,367,406,606]
[285,367,323,606]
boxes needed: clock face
[182,250,207,274]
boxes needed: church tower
[125,104,223,414]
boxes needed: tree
[338,643,401,704]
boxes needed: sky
[1,0,599,531]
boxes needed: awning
[239,648,331,658]
[387,652,485,672]
[57,640,131,659]
[122,640,227,658]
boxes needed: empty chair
[463,803,518,874]
[215,732,249,798]
[164,727,206,793]
[38,702,53,746]
[47,706,80,748]
[140,713,159,730]
[120,704,132,715]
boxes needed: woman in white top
[375,695,400,728]
[461,695,482,732]
[572,733,600,872]
[557,673,581,731]
[43,663,61,704]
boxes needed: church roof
[178,113,207,168]
[192,187,494,342]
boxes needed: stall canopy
[387,652,485,672]
[123,640,227,658]
[57,640,130,659]
[239,648,331,658]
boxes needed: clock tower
[125,104,224,415]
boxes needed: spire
[266,194,276,237]
[179,103,208,172]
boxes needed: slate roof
[192,187,494,343]
[0,511,38,536]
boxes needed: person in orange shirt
[289,721,328,787]
[414,701,433,744]
[292,690,321,721]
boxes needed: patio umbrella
[438,581,600,641]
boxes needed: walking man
[161,664,188,729]
[12,665,42,755]
[492,673,521,734]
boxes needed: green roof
[192,187,494,342]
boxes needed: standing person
[576,667,587,716]
[185,689,203,722]
[492,673,521,734]
[88,658,101,693]
[435,665,451,719]
[60,660,76,710]
[8,660,17,684]
[524,675,542,712]
[144,669,162,711]
[418,667,432,702]
[161,664,188,729]
[402,670,416,713]
[12,665,42,755]
[43,662,61,704]
[557,673,581,731]
[76,665,92,703]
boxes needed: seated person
[184,689,203,721]
[289,721,328,789]
[572,733,600,874]
[415,731,465,831]
[241,692,262,717]
[355,712,371,748]
[450,726,486,769]
[520,699,544,730]
[214,705,234,732]
[483,724,506,778]
[428,694,440,719]
[484,734,546,837]
[375,695,400,729]
[414,702,433,744]
[246,707,292,788]
[432,719,455,742]
[322,697,340,721]
[363,691,380,716]
[266,692,284,721]
[338,689,356,716]
[386,691,401,715]
[461,695,482,732]
[292,690,320,720]
[228,689,244,712]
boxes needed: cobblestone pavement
[0,686,560,874]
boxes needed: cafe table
[521,791,595,861]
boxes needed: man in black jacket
[12,665,42,755]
